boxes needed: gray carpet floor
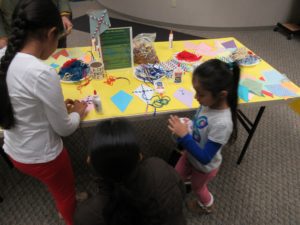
[0,1,300,224]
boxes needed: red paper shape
[176,51,202,62]
[259,76,265,81]
[262,90,273,97]
[52,49,69,59]
[60,49,69,57]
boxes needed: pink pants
[175,151,218,206]
[10,148,76,225]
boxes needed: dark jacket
[74,157,186,225]
[0,0,71,37]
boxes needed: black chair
[274,23,300,40]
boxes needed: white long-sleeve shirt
[3,52,80,164]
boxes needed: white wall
[98,0,296,28]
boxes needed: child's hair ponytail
[0,0,64,129]
[227,62,240,143]
[193,59,241,144]
[0,4,28,129]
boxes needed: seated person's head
[89,119,142,183]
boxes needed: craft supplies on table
[217,47,261,67]
[89,61,104,80]
[134,64,166,83]
[173,64,183,83]
[169,30,173,49]
[175,50,202,63]
[59,59,90,83]
[154,80,165,94]
[160,59,194,73]
[133,33,159,64]
[42,38,300,123]
[92,90,102,112]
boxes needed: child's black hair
[89,119,163,225]
[89,119,140,182]
[193,59,240,143]
[0,0,64,129]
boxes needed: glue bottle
[173,64,183,83]
[92,90,102,113]
[91,38,96,51]
[169,30,173,49]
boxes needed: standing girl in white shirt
[0,0,87,224]
[168,59,240,214]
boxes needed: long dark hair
[193,59,240,143]
[0,0,64,129]
[89,119,163,225]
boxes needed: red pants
[10,149,76,225]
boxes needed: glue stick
[169,30,173,49]
[173,64,183,83]
[92,90,102,112]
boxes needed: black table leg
[237,106,266,164]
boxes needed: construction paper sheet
[265,84,298,97]
[248,93,255,101]
[81,95,94,112]
[52,49,69,59]
[241,73,257,81]
[281,81,300,93]
[133,84,154,103]
[80,53,93,64]
[50,63,60,69]
[184,42,198,50]
[261,90,273,98]
[222,40,237,49]
[195,43,212,52]
[111,90,133,112]
[262,70,287,84]
[214,40,225,49]
[238,85,249,102]
[241,79,264,96]
[184,42,224,56]
[173,88,194,108]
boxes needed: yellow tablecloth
[11,38,300,128]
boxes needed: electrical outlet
[171,0,176,8]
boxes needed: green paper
[241,78,264,96]
[100,27,133,70]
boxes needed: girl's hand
[168,115,189,138]
[65,99,74,113]
[70,100,88,120]
[61,16,73,36]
